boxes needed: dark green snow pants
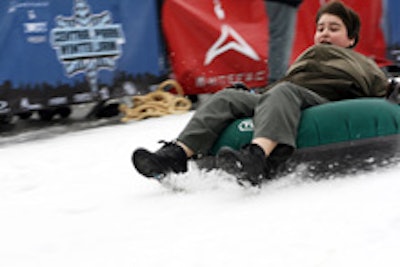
[178,82,329,155]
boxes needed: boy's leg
[133,89,259,178]
[177,89,259,155]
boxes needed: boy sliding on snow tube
[132,1,388,186]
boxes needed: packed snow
[1,111,400,267]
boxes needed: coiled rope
[119,79,192,122]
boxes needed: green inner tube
[211,98,400,155]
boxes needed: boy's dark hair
[316,1,361,48]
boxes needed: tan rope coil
[119,79,192,122]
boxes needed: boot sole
[216,147,263,187]
[216,148,245,178]
[132,149,166,180]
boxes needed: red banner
[163,0,389,95]
[162,0,268,94]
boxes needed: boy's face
[314,13,355,48]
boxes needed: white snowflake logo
[50,0,125,94]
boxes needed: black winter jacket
[266,0,303,8]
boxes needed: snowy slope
[1,112,400,267]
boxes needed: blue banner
[0,0,166,116]
[386,0,400,65]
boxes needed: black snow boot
[216,144,272,187]
[132,141,188,180]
